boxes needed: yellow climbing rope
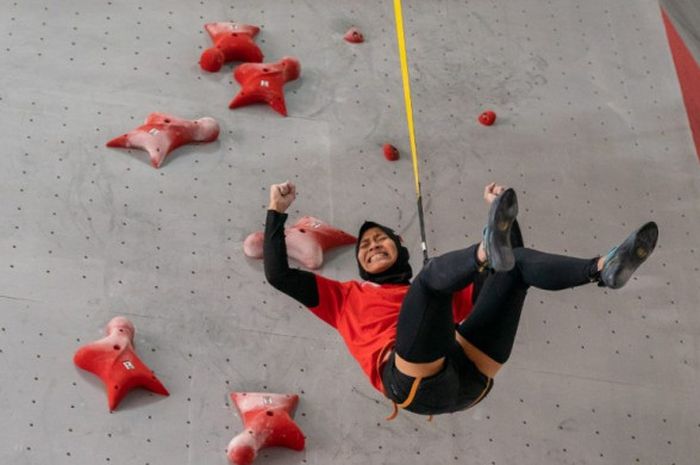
[393,0,429,263]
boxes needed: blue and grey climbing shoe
[482,188,519,271]
[600,221,658,289]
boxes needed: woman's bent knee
[394,353,445,378]
[455,332,503,378]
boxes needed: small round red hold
[383,144,399,161]
[478,110,497,126]
[344,27,364,44]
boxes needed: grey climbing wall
[1,1,698,464]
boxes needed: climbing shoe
[600,221,659,289]
[482,188,519,271]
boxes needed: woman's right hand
[268,181,296,213]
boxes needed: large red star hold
[73,316,169,411]
[244,216,357,269]
[200,22,264,73]
[229,57,301,116]
[106,112,220,168]
[226,392,305,465]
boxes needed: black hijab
[356,221,412,285]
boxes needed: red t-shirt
[308,274,474,393]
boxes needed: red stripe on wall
[661,8,700,161]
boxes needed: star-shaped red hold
[73,317,169,411]
[229,57,301,116]
[106,112,219,168]
[226,392,305,465]
[200,22,264,72]
[244,216,357,269]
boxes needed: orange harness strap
[378,344,438,421]
[387,402,399,420]
[376,343,416,421]
[466,377,494,409]
[386,375,422,420]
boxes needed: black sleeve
[263,210,320,308]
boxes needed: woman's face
[357,227,398,274]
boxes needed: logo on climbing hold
[148,128,160,136]
[260,80,270,88]
[122,360,135,370]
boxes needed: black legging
[395,245,598,364]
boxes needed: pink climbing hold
[478,110,497,126]
[200,22,264,72]
[229,57,301,116]
[244,216,356,269]
[106,112,220,168]
[226,392,305,465]
[73,317,169,411]
[383,144,400,161]
[344,26,364,43]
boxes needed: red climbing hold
[73,317,169,411]
[243,216,356,269]
[383,144,400,161]
[229,57,301,116]
[344,26,364,43]
[226,392,305,465]
[478,110,497,126]
[200,22,264,72]
[106,112,220,168]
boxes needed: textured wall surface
[1,1,699,464]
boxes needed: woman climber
[262,180,659,417]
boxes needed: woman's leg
[393,244,483,375]
[457,268,529,366]
[458,247,599,368]
[384,243,487,415]
[461,220,659,375]
[512,247,599,290]
[392,189,521,375]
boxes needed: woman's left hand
[483,182,507,205]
